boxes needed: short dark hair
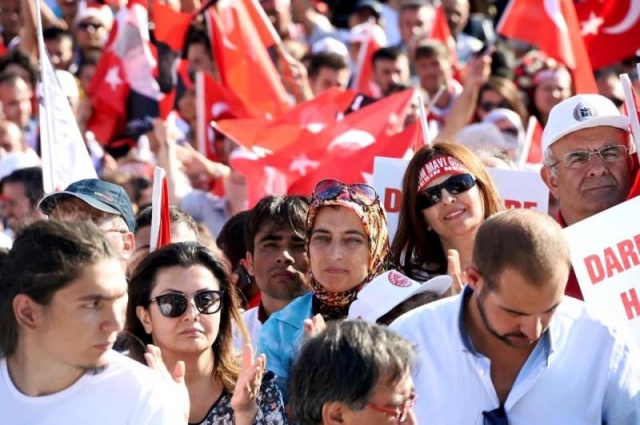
[290,320,417,425]
[135,204,198,235]
[43,27,73,43]
[216,211,251,270]
[308,52,348,80]
[1,167,44,208]
[0,51,38,88]
[0,220,114,357]
[125,242,247,392]
[473,209,570,290]
[183,22,212,59]
[414,40,450,62]
[372,46,404,66]
[244,195,311,253]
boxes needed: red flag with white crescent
[150,166,171,252]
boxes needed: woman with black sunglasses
[125,242,287,424]
[258,180,389,406]
[392,143,503,286]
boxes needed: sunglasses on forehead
[313,179,378,207]
[417,174,476,209]
[149,290,224,318]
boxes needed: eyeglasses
[312,179,378,206]
[366,393,417,422]
[149,290,224,318]
[548,145,629,169]
[479,101,510,112]
[417,174,476,209]
[483,405,509,425]
[77,21,104,31]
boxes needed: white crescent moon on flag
[211,102,230,117]
[327,130,375,151]
[603,0,640,34]
[543,0,568,33]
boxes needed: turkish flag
[620,73,640,200]
[431,4,459,70]
[524,115,544,165]
[574,0,640,70]
[497,0,597,93]
[206,3,290,119]
[230,89,414,205]
[352,23,385,98]
[215,88,356,152]
[242,0,279,49]
[195,71,258,160]
[150,166,171,252]
[289,122,418,195]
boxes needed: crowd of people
[0,0,639,424]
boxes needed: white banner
[563,197,640,345]
[373,157,549,240]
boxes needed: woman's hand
[231,344,265,424]
[144,344,190,423]
[447,249,466,295]
[303,313,327,338]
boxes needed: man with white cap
[540,94,634,298]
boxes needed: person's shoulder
[390,293,459,334]
[554,297,638,348]
[242,306,259,321]
[100,351,167,385]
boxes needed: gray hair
[290,320,417,425]
[542,147,559,176]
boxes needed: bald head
[473,209,570,288]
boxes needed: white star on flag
[289,153,320,175]
[581,12,604,36]
[105,66,123,91]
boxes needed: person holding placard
[540,94,635,299]
[391,142,502,286]
[392,209,640,424]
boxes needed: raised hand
[447,249,466,295]
[230,343,265,424]
[144,344,190,423]
[303,313,327,338]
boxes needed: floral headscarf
[306,194,389,320]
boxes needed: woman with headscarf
[258,179,389,404]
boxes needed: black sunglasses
[77,21,104,30]
[483,405,508,425]
[149,290,224,318]
[479,101,510,112]
[313,179,378,207]
[417,174,476,209]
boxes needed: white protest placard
[563,197,640,344]
[487,168,549,212]
[373,157,549,240]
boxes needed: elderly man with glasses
[540,94,636,299]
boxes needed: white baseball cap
[347,271,451,323]
[541,94,630,152]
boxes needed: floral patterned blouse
[191,372,287,425]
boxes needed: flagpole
[518,116,538,170]
[35,0,56,193]
[351,22,372,91]
[195,71,208,157]
[620,73,640,162]
[416,94,431,148]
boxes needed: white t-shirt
[0,351,185,425]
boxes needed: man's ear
[465,265,482,291]
[322,401,348,425]
[13,294,43,330]
[244,252,255,277]
[122,231,135,260]
[540,166,560,199]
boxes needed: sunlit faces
[136,265,222,357]
[338,372,417,425]
[372,56,410,95]
[420,173,485,242]
[533,71,572,121]
[74,18,108,50]
[309,67,351,97]
[309,206,370,293]
[542,126,632,225]
[415,56,451,95]
[471,266,567,349]
[246,223,310,301]
[31,257,128,370]
[1,181,42,232]
[0,77,32,129]
[398,5,434,46]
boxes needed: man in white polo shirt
[392,209,640,424]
